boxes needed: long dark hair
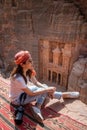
[26,69,32,79]
[10,65,27,83]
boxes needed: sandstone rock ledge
[47,98,87,126]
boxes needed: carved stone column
[62,44,72,88]
[52,47,61,65]
[39,40,49,81]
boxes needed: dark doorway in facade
[58,73,61,85]
[48,70,51,81]
[52,72,57,83]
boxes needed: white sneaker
[67,92,80,98]
[31,106,44,122]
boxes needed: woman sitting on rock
[9,50,79,123]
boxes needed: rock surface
[68,57,87,104]
[47,98,87,125]
[0,0,87,76]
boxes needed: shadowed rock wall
[0,0,87,84]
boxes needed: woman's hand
[47,87,56,93]
[46,87,56,99]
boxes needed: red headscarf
[14,50,32,65]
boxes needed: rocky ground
[46,94,87,125]
[45,80,87,125]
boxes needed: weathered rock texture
[0,0,87,103]
[68,57,87,104]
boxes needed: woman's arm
[22,86,56,96]
[16,75,56,97]
[31,76,47,88]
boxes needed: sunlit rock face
[68,57,87,104]
[0,0,87,104]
